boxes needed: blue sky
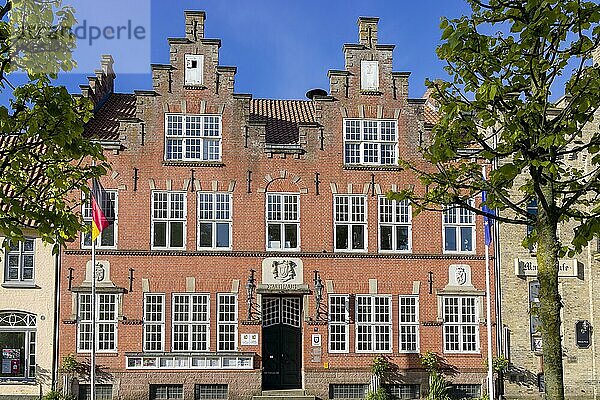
[5,0,475,102]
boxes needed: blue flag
[482,190,494,246]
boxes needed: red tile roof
[250,99,316,144]
[84,93,137,140]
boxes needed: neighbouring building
[58,12,498,400]
[0,232,60,399]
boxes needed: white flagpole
[483,166,495,399]
[91,186,97,400]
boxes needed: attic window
[185,54,204,85]
[361,60,379,90]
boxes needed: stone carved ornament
[271,260,297,282]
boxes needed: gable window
[398,296,419,353]
[334,195,367,251]
[198,192,232,250]
[217,294,237,351]
[172,293,210,351]
[443,296,479,353]
[379,197,411,252]
[355,295,392,353]
[143,293,165,352]
[266,193,299,250]
[443,201,475,253]
[165,114,221,161]
[0,312,36,380]
[343,119,397,166]
[82,190,117,248]
[4,238,34,283]
[152,191,186,249]
[328,295,349,353]
[77,293,118,352]
[185,54,204,86]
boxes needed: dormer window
[184,54,204,86]
[361,60,379,91]
[165,114,222,161]
[343,119,397,166]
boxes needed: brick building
[58,12,497,400]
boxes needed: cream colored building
[0,232,59,399]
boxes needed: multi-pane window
[82,190,117,248]
[197,192,232,249]
[0,311,36,380]
[78,384,113,400]
[217,294,237,351]
[529,280,542,352]
[329,384,369,399]
[334,195,367,251]
[355,295,392,353]
[150,384,184,400]
[165,114,221,161]
[443,296,479,353]
[194,384,228,399]
[77,293,118,352]
[449,384,481,399]
[143,294,165,352]
[266,193,300,250]
[379,197,411,252]
[385,384,421,400]
[4,238,34,282]
[398,296,419,353]
[172,294,210,351]
[443,201,475,253]
[328,295,349,353]
[343,119,397,165]
[152,191,186,249]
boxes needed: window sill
[343,165,401,171]
[0,378,36,385]
[1,282,39,289]
[183,84,207,90]
[163,161,224,167]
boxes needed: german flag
[91,178,114,241]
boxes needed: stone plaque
[311,334,322,347]
[83,260,114,287]
[361,60,379,90]
[514,258,579,278]
[240,333,258,346]
[448,264,473,287]
[576,320,591,348]
[262,258,303,285]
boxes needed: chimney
[185,10,205,42]
[358,17,379,48]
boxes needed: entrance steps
[253,389,316,400]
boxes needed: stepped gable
[250,99,316,144]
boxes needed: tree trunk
[536,206,564,400]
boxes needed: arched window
[0,311,36,380]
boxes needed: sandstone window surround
[398,295,420,353]
[172,293,210,352]
[334,195,368,252]
[266,193,300,251]
[143,293,165,352]
[77,293,118,353]
[151,191,187,250]
[328,294,350,353]
[378,197,412,253]
[442,296,480,353]
[343,119,397,166]
[81,190,118,249]
[197,192,232,250]
[3,238,35,284]
[442,200,476,254]
[164,114,222,162]
[217,293,238,351]
[355,294,393,353]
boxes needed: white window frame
[442,200,476,254]
[343,119,398,166]
[265,193,300,251]
[0,312,36,380]
[398,295,420,353]
[197,192,232,250]
[378,197,412,252]
[443,296,480,354]
[151,191,187,250]
[328,295,350,354]
[334,195,368,252]
[77,293,118,353]
[171,293,210,352]
[3,238,35,283]
[81,190,118,249]
[217,293,238,352]
[355,295,393,353]
[164,114,222,162]
[143,293,165,352]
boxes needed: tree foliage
[0,0,107,247]
[391,1,600,399]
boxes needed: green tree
[391,1,600,399]
[0,0,106,247]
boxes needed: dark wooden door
[262,297,302,390]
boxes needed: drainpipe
[51,244,61,391]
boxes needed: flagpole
[91,180,97,400]
[483,166,494,399]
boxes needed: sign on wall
[576,320,591,349]
[514,258,580,278]
[240,333,258,346]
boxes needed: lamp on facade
[245,269,256,321]
[313,270,324,320]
